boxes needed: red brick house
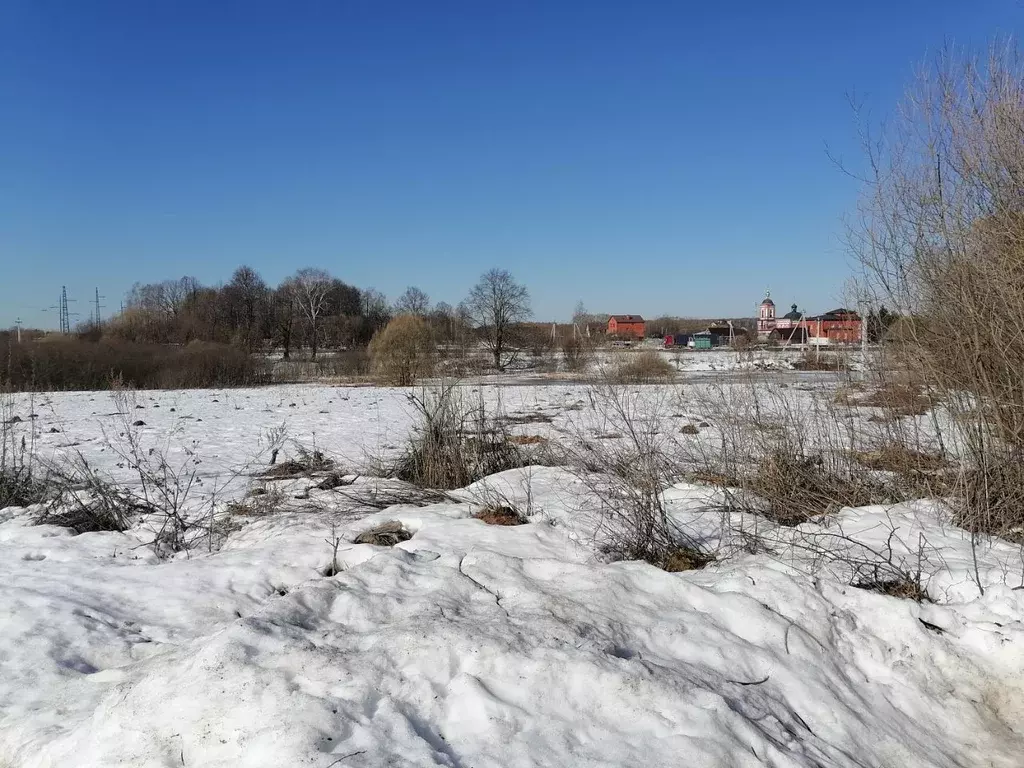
[607,315,645,339]
[806,308,862,344]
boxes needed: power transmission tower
[57,286,78,334]
[61,286,70,334]
[93,287,106,326]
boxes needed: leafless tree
[393,286,431,317]
[272,282,298,359]
[464,269,531,370]
[288,268,333,359]
[223,266,269,351]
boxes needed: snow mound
[7,545,1024,765]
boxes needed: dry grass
[353,520,411,546]
[509,434,547,445]
[748,451,890,526]
[260,450,335,479]
[390,384,524,490]
[957,458,1024,542]
[852,445,948,474]
[853,576,929,602]
[688,470,739,487]
[791,351,851,371]
[474,505,527,526]
[857,384,934,417]
[225,487,285,517]
[661,547,715,572]
[501,412,554,425]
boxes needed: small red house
[607,315,645,339]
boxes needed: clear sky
[1,1,1020,327]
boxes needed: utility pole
[14,318,22,344]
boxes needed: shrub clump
[368,315,436,386]
[0,466,46,509]
[610,351,675,384]
[390,385,524,490]
[1,338,268,391]
[750,450,888,526]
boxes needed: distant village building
[607,315,645,339]
[756,290,862,345]
[757,292,776,339]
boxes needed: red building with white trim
[607,315,645,339]
[756,291,862,345]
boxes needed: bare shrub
[609,351,675,384]
[562,384,715,570]
[1,396,46,509]
[958,459,1024,542]
[684,374,918,527]
[38,455,145,533]
[389,383,523,490]
[1,338,268,391]
[750,450,886,526]
[561,334,592,373]
[38,385,250,554]
[368,314,436,386]
[848,42,1024,536]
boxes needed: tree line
[91,266,533,367]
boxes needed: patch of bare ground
[474,505,527,526]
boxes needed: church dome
[783,304,802,321]
[760,290,775,307]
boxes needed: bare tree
[464,269,531,370]
[223,266,269,351]
[272,282,298,359]
[288,268,333,359]
[393,286,431,317]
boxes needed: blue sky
[1,1,1020,327]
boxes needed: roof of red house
[807,308,861,321]
[609,315,645,322]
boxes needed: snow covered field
[2,379,1024,767]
